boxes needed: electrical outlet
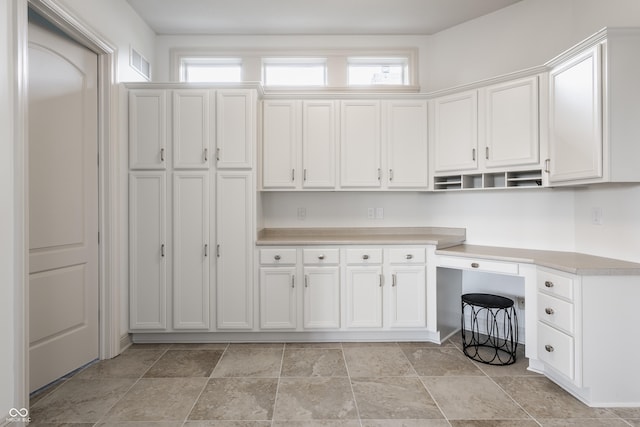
[375,207,384,219]
[591,207,603,225]
[516,297,525,310]
[367,208,375,219]
[297,207,306,220]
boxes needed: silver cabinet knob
[471,262,479,268]
[545,344,554,353]
[318,254,325,260]
[545,307,554,315]
[545,281,554,288]
[274,255,281,261]
[362,254,369,260]
[406,254,413,260]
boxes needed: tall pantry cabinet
[128,86,256,333]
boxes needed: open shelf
[434,169,544,191]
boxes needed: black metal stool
[461,293,518,365]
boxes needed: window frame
[179,57,243,83]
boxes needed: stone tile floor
[28,337,640,426]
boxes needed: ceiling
[126,0,522,36]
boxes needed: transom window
[180,58,242,83]
[348,57,408,86]
[262,58,327,87]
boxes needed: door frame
[14,0,120,407]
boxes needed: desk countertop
[256,227,466,248]
[435,244,640,276]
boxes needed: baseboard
[119,333,132,353]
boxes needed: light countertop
[436,244,640,276]
[256,227,466,248]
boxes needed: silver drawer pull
[406,254,413,260]
[204,148,208,162]
[362,254,369,260]
[392,274,397,287]
[471,262,479,268]
[318,254,325,260]
[274,255,281,261]
[292,275,295,288]
[160,148,165,162]
[161,244,165,257]
[204,244,208,257]
[545,307,554,315]
[545,281,554,288]
[545,344,554,353]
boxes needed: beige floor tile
[184,422,272,427]
[449,421,540,427]
[538,419,631,426]
[281,348,347,377]
[423,376,530,420]
[144,349,223,378]
[96,422,183,426]
[493,376,616,419]
[171,343,229,350]
[351,376,444,420]
[72,349,166,379]
[29,378,135,424]
[610,408,640,418]
[188,377,278,421]
[273,421,361,427]
[128,343,173,350]
[398,340,456,349]
[402,347,484,376]
[102,377,207,422]
[274,377,358,420]
[211,348,283,377]
[227,342,285,349]
[343,347,414,377]
[361,420,451,427]
[625,420,640,427]
[341,342,400,348]
[285,342,343,349]
[470,347,540,377]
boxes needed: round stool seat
[462,293,514,309]
[461,293,518,366]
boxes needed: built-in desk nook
[435,244,640,407]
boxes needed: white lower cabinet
[346,265,384,328]
[303,266,340,329]
[258,246,429,333]
[259,267,297,329]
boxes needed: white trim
[15,0,120,404]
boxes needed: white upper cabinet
[262,100,299,188]
[547,28,640,185]
[549,46,602,183]
[433,90,478,172]
[340,100,382,188]
[484,76,539,168]
[302,100,337,189]
[172,90,213,169]
[216,89,255,169]
[129,90,167,170]
[384,100,428,189]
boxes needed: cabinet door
[303,100,337,189]
[346,266,383,328]
[433,90,478,172]
[129,90,167,170]
[129,172,167,329]
[173,89,212,169]
[384,100,428,188]
[340,100,382,188]
[549,45,602,183]
[260,267,297,329]
[216,171,253,329]
[173,172,210,329]
[484,76,539,168]
[216,90,254,169]
[303,266,340,329]
[262,100,299,188]
[389,265,426,328]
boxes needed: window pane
[348,64,405,85]
[264,64,326,86]
[184,64,242,83]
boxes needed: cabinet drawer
[538,269,574,301]
[389,248,426,264]
[303,248,339,265]
[538,292,574,334]
[437,256,518,275]
[260,248,297,265]
[537,321,575,380]
[346,248,383,264]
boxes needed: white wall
[57,0,155,82]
